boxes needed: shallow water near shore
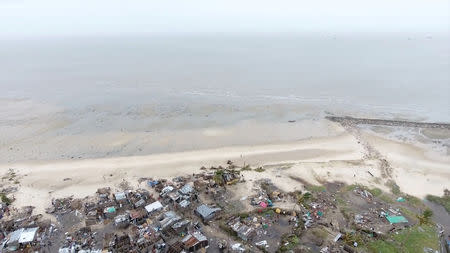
[0,34,449,162]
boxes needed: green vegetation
[254,167,265,172]
[386,180,401,195]
[343,184,382,197]
[368,225,439,253]
[296,191,312,205]
[260,182,273,193]
[335,196,347,206]
[311,227,328,240]
[343,232,364,246]
[237,212,250,219]
[368,240,400,253]
[343,183,359,192]
[240,164,252,171]
[399,207,418,223]
[213,170,225,185]
[368,187,383,197]
[2,169,18,183]
[340,207,351,220]
[0,193,12,205]
[306,184,326,193]
[404,194,426,209]
[218,222,238,238]
[417,209,433,225]
[426,193,450,213]
[263,209,275,216]
[379,194,394,204]
[278,234,300,252]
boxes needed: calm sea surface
[1,34,449,123]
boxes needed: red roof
[182,235,199,248]
[130,209,146,219]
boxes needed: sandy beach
[1,120,448,216]
[0,3,449,250]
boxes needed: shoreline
[326,115,450,128]
[1,127,448,216]
[0,133,361,214]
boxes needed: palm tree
[418,209,433,225]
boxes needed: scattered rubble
[0,164,443,252]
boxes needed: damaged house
[195,204,221,222]
[181,231,209,252]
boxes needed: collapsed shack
[58,226,101,252]
[46,196,82,215]
[250,179,284,208]
[105,233,132,252]
[129,208,147,225]
[3,227,39,251]
[213,169,241,186]
[1,222,57,252]
[181,231,209,252]
[227,217,256,241]
[0,163,441,253]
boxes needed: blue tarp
[148,181,160,187]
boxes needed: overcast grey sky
[0,0,449,38]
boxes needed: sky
[0,0,449,38]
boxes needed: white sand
[1,127,449,215]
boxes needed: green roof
[386,215,408,224]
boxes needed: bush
[213,170,225,185]
[368,225,439,253]
[368,187,382,197]
[238,212,250,219]
[254,167,265,172]
[240,164,252,171]
[218,222,237,238]
[386,180,401,195]
[418,209,433,225]
[404,194,425,208]
[426,194,450,213]
[297,192,312,205]
[0,193,12,205]
[278,234,299,252]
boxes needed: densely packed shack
[0,164,444,252]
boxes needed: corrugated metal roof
[161,186,174,194]
[179,184,194,195]
[160,211,181,229]
[196,204,221,219]
[7,228,24,244]
[179,199,190,208]
[172,219,190,229]
[114,192,127,201]
[134,199,146,207]
[181,234,198,248]
[18,227,38,243]
[192,231,207,242]
[145,201,163,213]
[182,232,207,248]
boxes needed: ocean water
[0,34,449,161]
[1,34,449,122]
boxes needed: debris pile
[0,164,442,252]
